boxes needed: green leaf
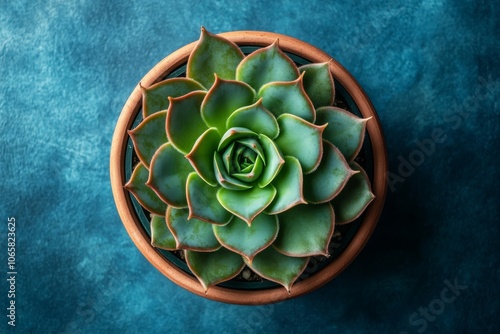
[187,27,245,89]
[166,91,207,154]
[185,128,220,186]
[246,246,309,292]
[316,107,370,162]
[217,185,277,225]
[141,78,205,118]
[147,143,192,208]
[257,73,315,122]
[274,203,334,257]
[222,141,236,173]
[201,76,255,135]
[218,127,257,151]
[213,152,253,190]
[257,134,285,187]
[274,114,326,174]
[236,40,299,91]
[266,156,306,214]
[226,99,280,139]
[299,62,334,109]
[166,207,221,251]
[213,214,278,261]
[150,214,176,250]
[303,140,355,204]
[235,137,265,162]
[185,248,245,291]
[186,173,233,225]
[232,155,264,182]
[331,162,375,225]
[125,162,167,216]
[128,111,167,168]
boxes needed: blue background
[1,0,499,333]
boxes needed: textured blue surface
[1,0,499,333]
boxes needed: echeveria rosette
[125,28,375,292]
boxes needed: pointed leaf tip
[236,41,299,91]
[141,78,205,118]
[185,128,220,186]
[257,134,285,188]
[213,214,278,261]
[166,207,221,251]
[187,28,244,89]
[125,162,167,216]
[166,91,207,154]
[303,140,354,204]
[275,114,325,174]
[332,161,375,225]
[129,111,167,168]
[226,99,280,139]
[274,203,335,257]
[150,214,176,250]
[217,185,277,224]
[246,246,309,292]
[147,143,192,208]
[201,77,255,134]
[299,61,335,108]
[316,107,369,162]
[258,74,316,123]
[186,172,232,225]
[185,248,245,290]
[265,156,306,214]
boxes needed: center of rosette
[214,127,266,190]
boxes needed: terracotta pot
[110,31,387,305]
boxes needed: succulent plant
[125,28,374,292]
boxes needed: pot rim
[110,30,387,305]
